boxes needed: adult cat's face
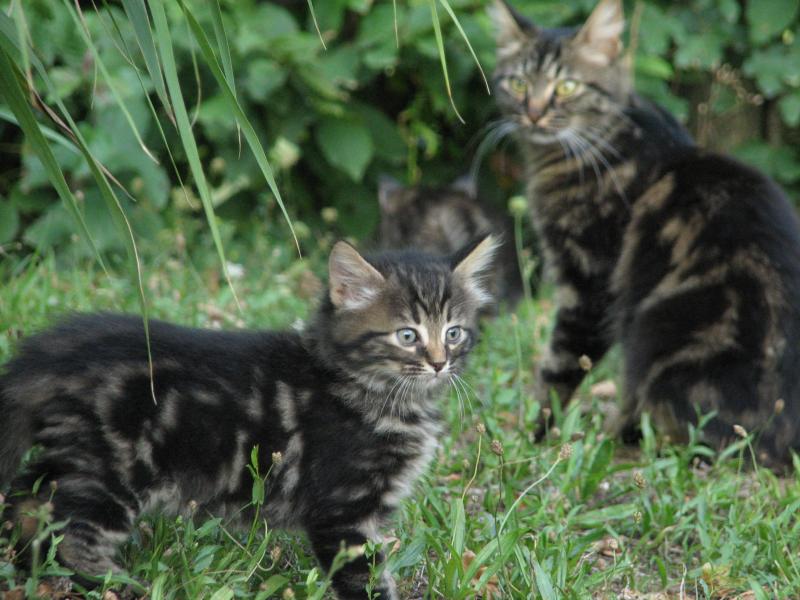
[326,237,497,392]
[490,0,631,146]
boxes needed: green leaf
[450,498,466,555]
[316,117,374,181]
[0,198,20,244]
[533,559,557,600]
[208,585,234,600]
[244,58,288,102]
[258,575,289,597]
[747,0,799,44]
[779,90,800,127]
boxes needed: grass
[1,229,799,600]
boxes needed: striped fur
[491,0,800,466]
[0,239,496,598]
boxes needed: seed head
[282,588,295,600]
[775,398,785,414]
[733,424,748,439]
[633,511,642,524]
[490,440,504,457]
[187,500,198,515]
[508,195,528,218]
[578,355,593,371]
[558,443,573,461]
[272,451,283,465]
[633,471,646,489]
[550,426,561,439]
[270,546,282,563]
[541,407,552,420]
[476,422,486,435]
[321,207,338,224]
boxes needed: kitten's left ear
[452,235,500,306]
[572,0,624,67]
[329,242,386,310]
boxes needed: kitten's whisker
[571,130,628,206]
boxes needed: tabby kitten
[377,175,523,305]
[0,237,497,598]
[491,0,800,465]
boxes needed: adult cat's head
[310,237,497,397]
[490,0,630,147]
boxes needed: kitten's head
[490,0,630,146]
[377,175,491,256]
[314,236,498,398]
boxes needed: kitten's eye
[445,326,463,344]
[396,328,418,346]
[506,76,528,97]
[555,79,579,98]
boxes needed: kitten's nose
[430,361,446,373]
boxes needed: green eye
[555,79,579,97]
[445,326,463,344]
[507,76,528,96]
[397,328,418,346]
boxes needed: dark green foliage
[0,0,798,260]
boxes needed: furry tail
[0,385,32,490]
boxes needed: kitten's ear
[450,174,477,199]
[572,0,624,67]
[377,175,405,214]
[452,235,500,306]
[329,242,386,310]
[489,0,536,60]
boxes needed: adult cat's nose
[527,99,544,123]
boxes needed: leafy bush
[0,0,798,259]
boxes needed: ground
[1,231,798,599]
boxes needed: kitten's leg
[308,523,397,600]
[10,469,136,582]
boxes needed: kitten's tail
[0,384,31,490]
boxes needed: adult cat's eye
[506,76,527,97]
[396,328,419,346]
[445,326,463,344]
[555,79,579,98]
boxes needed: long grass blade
[437,0,490,93]
[208,0,241,152]
[179,2,300,255]
[306,0,327,49]
[0,45,106,273]
[66,0,160,165]
[148,0,242,309]
[120,0,175,122]
[428,0,465,123]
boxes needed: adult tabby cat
[491,0,800,465]
[377,175,524,304]
[0,237,497,598]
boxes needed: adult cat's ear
[452,235,500,306]
[450,174,477,199]
[572,0,624,67]
[377,175,405,214]
[489,0,536,60]
[329,242,385,310]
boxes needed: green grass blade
[120,0,174,122]
[179,2,300,255]
[0,45,107,273]
[208,0,241,151]
[0,107,80,156]
[428,0,464,123]
[148,0,242,309]
[306,0,327,49]
[437,0,490,93]
[66,0,160,165]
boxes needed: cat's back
[1,313,312,400]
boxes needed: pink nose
[430,361,446,373]
[527,103,543,123]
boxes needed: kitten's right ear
[329,242,386,310]
[489,0,536,60]
[377,175,405,214]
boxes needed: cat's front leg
[308,523,397,600]
[536,292,611,410]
